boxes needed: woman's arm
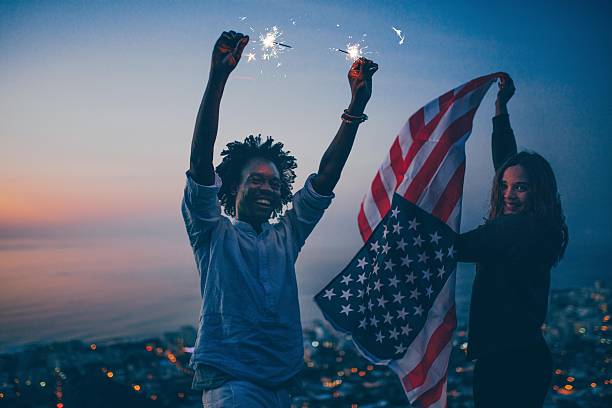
[456,215,553,265]
[492,74,518,171]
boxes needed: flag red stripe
[415,373,448,408]
[389,137,405,183]
[431,161,466,222]
[403,110,476,203]
[357,203,373,241]
[371,172,391,218]
[409,108,425,137]
[361,73,500,235]
[403,305,456,390]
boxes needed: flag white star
[370,241,380,253]
[397,308,409,320]
[395,343,407,354]
[405,271,416,284]
[388,275,400,288]
[418,252,429,263]
[358,318,367,329]
[376,331,385,343]
[357,272,367,284]
[391,207,400,218]
[425,285,434,297]
[389,327,400,340]
[357,257,368,269]
[414,305,424,316]
[372,263,380,275]
[400,254,413,267]
[341,289,353,300]
[384,259,396,271]
[382,225,389,239]
[367,299,374,310]
[381,242,391,255]
[437,266,446,279]
[373,279,383,291]
[422,269,432,280]
[357,289,365,298]
[401,323,413,336]
[341,274,354,285]
[447,245,456,258]
[435,249,444,262]
[408,217,420,230]
[409,288,421,300]
[429,231,442,244]
[366,285,372,295]
[413,235,424,247]
[370,315,379,327]
[383,311,394,324]
[323,289,335,300]
[393,222,404,234]
[377,295,389,308]
[393,291,406,304]
[340,304,353,316]
[396,238,408,251]
[358,304,366,314]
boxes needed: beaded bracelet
[341,109,368,125]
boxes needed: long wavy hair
[488,151,568,265]
[215,135,297,218]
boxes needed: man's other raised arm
[311,58,379,196]
[189,31,249,185]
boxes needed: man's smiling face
[235,158,282,227]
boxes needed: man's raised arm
[189,31,249,185]
[311,58,379,196]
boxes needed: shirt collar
[232,218,272,234]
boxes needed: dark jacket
[457,114,561,359]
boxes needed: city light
[106,371,114,378]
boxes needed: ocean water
[0,234,607,353]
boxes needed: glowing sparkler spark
[246,52,256,63]
[259,26,290,60]
[239,16,247,21]
[392,26,405,45]
[345,43,363,61]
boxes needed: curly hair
[215,135,297,218]
[488,151,569,266]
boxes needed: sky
[1,0,611,348]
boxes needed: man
[182,30,378,407]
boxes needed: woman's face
[501,164,531,215]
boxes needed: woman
[457,75,569,408]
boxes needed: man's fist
[347,58,379,115]
[211,30,249,76]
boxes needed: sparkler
[259,26,292,60]
[336,43,364,61]
[246,52,256,63]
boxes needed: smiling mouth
[255,199,271,207]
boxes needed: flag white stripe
[394,85,487,200]
[447,199,462,233]
[424,99,441,125]
[426,380,448,408]
[406,340,453,401]
[362,190,382,228]
[416,134,469,213]
[388,270,456,375]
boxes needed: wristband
[341,109,368,125]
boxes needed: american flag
[315,73,500,407]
